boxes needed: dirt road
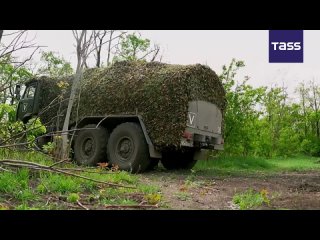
[140,170,320,209]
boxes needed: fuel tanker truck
[15,61,226,173]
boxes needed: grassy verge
[0,149,161,210]
[194,155,320,176]
[232,189,270,210]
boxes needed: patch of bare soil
[140,170,320,210]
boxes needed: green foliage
[138,184,160,194]
[0,56,33,104]
[36,184,47,194]
[0,103,16,122]
[113,33,151,62]
[102,198,138,206]
[37,51,74,77]
[220,59,266,156]
[40,174,82,194]
[42,141,56,154]
[220,59,320,157]
[15,204,39,210]
[25,117,47,145]
[0,103,24,141]
[301,138,320,156]
[144,193,162,205]
[0,103,46,147]
[0,169,29,194]
[0,150,160,209]
[0,169,36,202]
[233,189,270,210]
[194,156,320,175]
[67,193,80,203]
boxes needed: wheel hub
[117,138,133,159]
[83,138,94,156]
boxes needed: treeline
[221,59,320,157]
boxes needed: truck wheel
[161,150,197,170]
[107,122,150,173]
[74,124,108,166]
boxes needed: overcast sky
[4,30,320,99]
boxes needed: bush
[0,103,46,147]
[301,138,320,156]
[0,104,24,142]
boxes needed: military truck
[15,61,225,173]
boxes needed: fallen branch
[0,159,136,189]
[45,197,52,206]
[55,167,117,174]
[0,166,14,172]
[77,200,89,210]
[49,159,69,168]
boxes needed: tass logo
[269,30,303,63]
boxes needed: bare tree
[310,79,320,139]
[93,30,108,67]
[113,32,163,63]
[0,30,41,60]
[106,30,114,67]
[59,30,93,160]
[296,82,309,137]
[0,30,42,103]
[91,30,126,68]
[0,30,3,43]
[140,44,161,62]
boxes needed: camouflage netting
[35,61,226,149]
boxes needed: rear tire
[74,124,108,166]
[161,149,197,170]
[107,122,150,173]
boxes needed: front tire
[74,124,108,166]
[107,122,150,173]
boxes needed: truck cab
[16,81,39,123]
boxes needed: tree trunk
[107,31,114,66]
[60,62,82,159]
[0,30,3,43]
[312,82,320,139]
[59,30,86,160]
[301,85,308,137]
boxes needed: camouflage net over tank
[35,61,226,149]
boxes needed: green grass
[40,174,82,194]
[138,184,160,194]
[67,193,80,203]
[102,198,138,205]
[194,155,320,176]
[0,169,38,202]
[0,149,55,166]
[0,150,159,209]
[233,189,270,210]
